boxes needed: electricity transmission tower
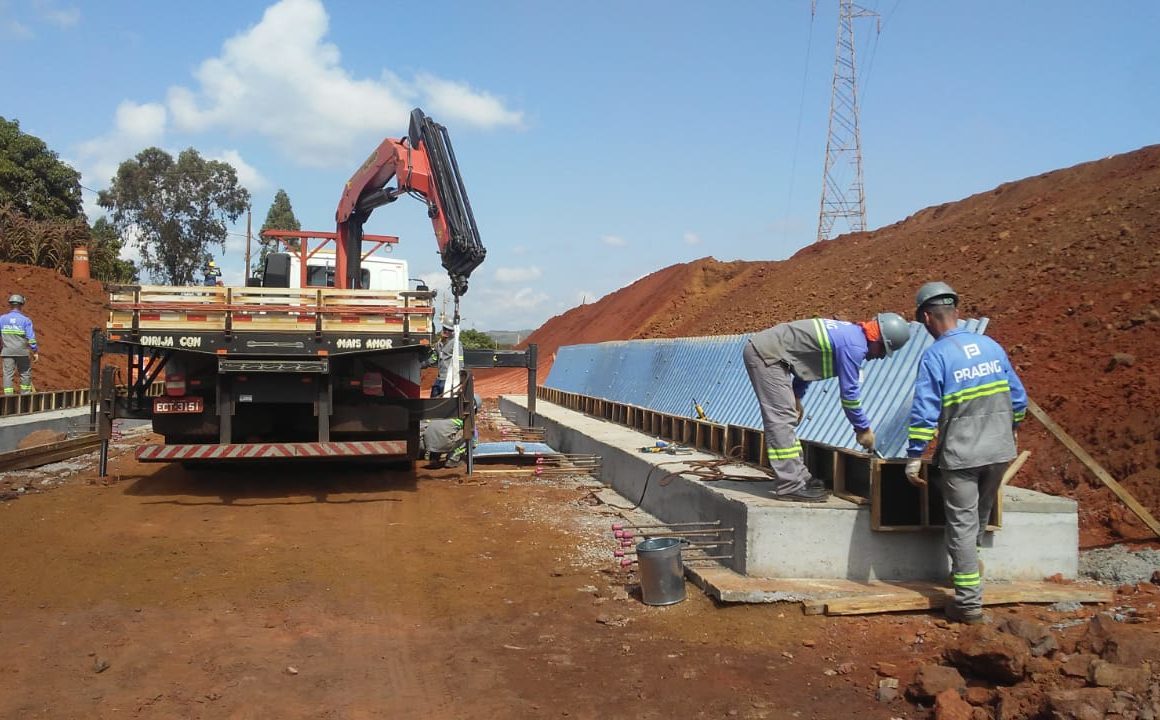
[816,0,879,242]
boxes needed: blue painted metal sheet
[474,441,558,458]
[544,319,989,458]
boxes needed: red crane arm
[333,108,485,295]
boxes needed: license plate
[154,397,204,414]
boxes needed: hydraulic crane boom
[335,108,486,297]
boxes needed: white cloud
[683,231,701,246]
[35,1,78,28]
[494,265,542,283]
[162,0,522,167]
[601,234,626,247]
[210,149,267,192]
[3,18,32,37]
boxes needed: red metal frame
[261,229,400,289]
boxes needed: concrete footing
[500,395,1078,582]
[0,407,92,452]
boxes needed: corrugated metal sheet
[543,319,989,458]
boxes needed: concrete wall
[500,395,1079,582]
[0,407,93,451]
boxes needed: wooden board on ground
[0,434,101,472]
[688,564,1111,615]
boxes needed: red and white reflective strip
[136,440,409,462]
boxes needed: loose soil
[4,426,1155,719]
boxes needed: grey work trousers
[2,355,32,394]
[936,462,1007,612]
[743,341,811,494]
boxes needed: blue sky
[2,0,1158,331]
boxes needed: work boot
[945,605,990,625]
[772,483,830,503]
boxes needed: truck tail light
[165,372,186,397]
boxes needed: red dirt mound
[515,145,1160,547]
[0,262,107,391]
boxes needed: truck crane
[92,109,485,467]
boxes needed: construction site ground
[1,420,1157,720]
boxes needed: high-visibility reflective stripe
[942,380,1009,406]
[767,445,803,460]
[1013,409,1026,422]
[812,318,833,378]
[0,328,27,334]
[2,388,13,394]
[908,426,936,439]
[953,577,981,587]
[841,398,861,408]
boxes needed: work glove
[31,352,39,363]
[794,397,804,425]
[855,428,875,451]
[905,458,926,488]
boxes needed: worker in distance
[744,311,911,502]
[904,281,1027,625]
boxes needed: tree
[88,217,138,283]
[98,148,250,285]
[459,328,498,350]
[0,117,85,221]
[254,188,301,275]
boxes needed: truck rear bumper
[136,440,409,462]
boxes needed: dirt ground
[8,430,1150,720]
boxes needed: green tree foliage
[459,328,498,350]
[88,217,138,283]
[0,117,84,221]
[98,148,250,285]
[255,188,301,276]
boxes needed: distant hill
[484,329,536,348]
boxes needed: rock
[837,661,856,675]
[999,617,1059,657]
[908,663,967,702]
[971,709,990,720]
[946,626,1029,684]
[286,666,299,675]
[965,686,994,706]
[1089,660,1152,693]
[934,688,973,720]
[92,657,110,673]
[1046,687,1114,720]
[1027,656,1056,675]
[823,668,837,676]
[1106,353,1136,371]
[1083,614,1160,664]
[876,662,899,677]
[801,639,816,648]
[878,677,899,689]
[1061,653,1097,678]
[995,686,1047,720]
[877,686,899,703]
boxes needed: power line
[783,5,817,245]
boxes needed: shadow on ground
[121,460,420,505]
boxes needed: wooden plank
[0,435,102,472]
[1028,398,1160,538]
[1000,450,1032,488]
[820,582,1112,616]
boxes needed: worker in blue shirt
[904,281,1027,625]
[745,312,912,502]
[1,293,39,395]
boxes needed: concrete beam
[500,395,1078,582]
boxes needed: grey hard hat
[876,312,911,356]
[915,281,959,314]
[7,294,25,305]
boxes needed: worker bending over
[744,312,910,502]
[904,281,1027,625]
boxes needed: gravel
[1079,545,1160,584]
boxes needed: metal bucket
[636,537,687,606]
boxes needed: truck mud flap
[137,440,408,462]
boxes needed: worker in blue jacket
[904,281,1027,625]
[745,312,912,502]
[1,294,38,395]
